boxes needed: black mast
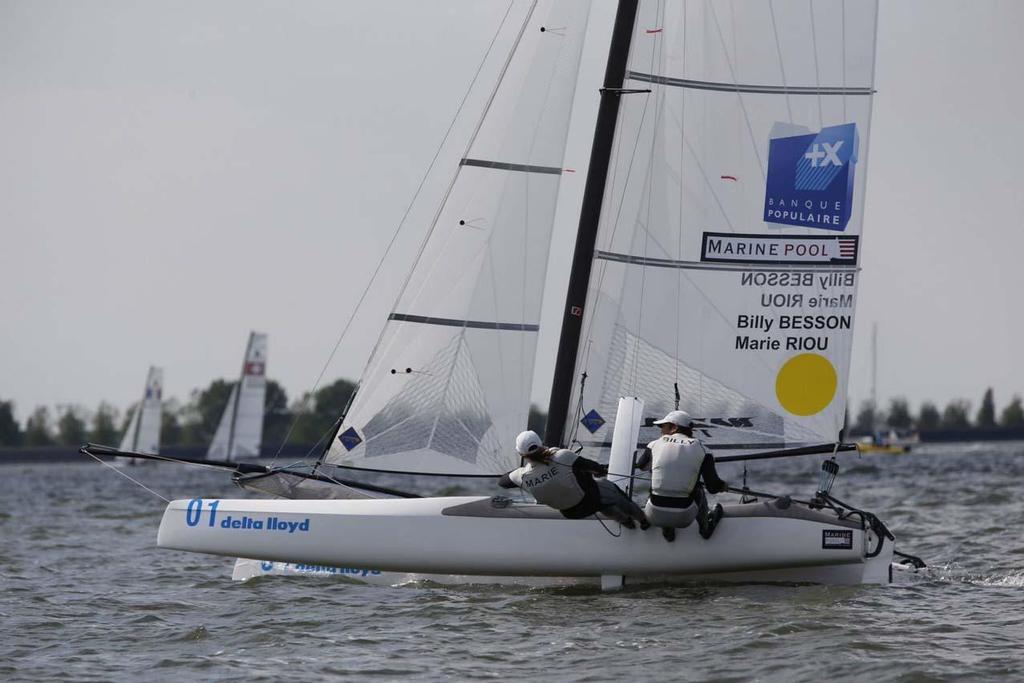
[544,0,639,446]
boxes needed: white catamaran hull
[160,496,893,586]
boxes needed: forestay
[563,0,878,458]
[323,0,592,476]
[119,366,164,454]
[208,332,268,461]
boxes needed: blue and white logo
[580,409,605,434]
[338,427,362,451]
[764,123,859,231]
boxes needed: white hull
[160,496,894,586]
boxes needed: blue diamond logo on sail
[764,123,859,232]
[338,427,363,451]
[580,409,606,434]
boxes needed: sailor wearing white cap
[634,411,728,541]
[499,431,649,529]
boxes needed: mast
[544,0,639,446]
[130,369,149,451]
[871,322,878,429]
[130,397,141,451]
[226,332,252,459]
[872,323,880,413]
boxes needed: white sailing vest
[646,435,705,498]
[508,449,585,510]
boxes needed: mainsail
[322,0,592,476]
[119,366,163,454]
[208,332,268,461]
[550,0,878,458]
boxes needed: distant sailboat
[207,332,268,461]
[857,324,917,454]
[117,366,163,465]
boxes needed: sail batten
[595,250,859,272]
[388,313,540,332]
[627,71,873,95]
[459,158,563,175]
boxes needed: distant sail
[208,332,268,461]
[120,366,163,454]
[561,0,878,457]
[322,1,592,476]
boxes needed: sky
[2,0,1023,424]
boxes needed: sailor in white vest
[634,411,728,542]
[498,431,649,529]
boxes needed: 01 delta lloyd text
[183,498,310,534]
[219,515,310,534]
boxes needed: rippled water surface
[3,444,1023,681]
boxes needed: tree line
[850,387,1024,433]
[0,377,356,449]
[2,382,1021,448]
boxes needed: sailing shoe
[662,527,676,542]
[640,518,651,531]
[699,504,724,540]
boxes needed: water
[2,444,1023,681]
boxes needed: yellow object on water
[857,443,910,455]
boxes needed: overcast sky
[2,0,1023,424]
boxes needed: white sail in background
[563,0,878,458]
[119,366,163,454]
[321,0,592,476]
[208,332,268,461]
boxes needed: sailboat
[116,366,163,465]
[207,332,268,461]
[96,0,915,587]
[856,324,918,454]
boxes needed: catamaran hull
[159,496,893,585]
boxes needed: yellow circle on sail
[775,353,837,416]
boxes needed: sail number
[185,498,220,527]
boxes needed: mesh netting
[362,333,500,464]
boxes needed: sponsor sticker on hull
[822,529,854,550]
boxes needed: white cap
[515,430,544,455]
[653,410,692,428]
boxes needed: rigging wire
[768,0,794,124]
[358,2,536,368]
[707,1,766,180]
[571,10,657,438]
[808,0,825,130]
[593,515,623,538]
[84,452,171,503]
[674,1,687,402]
[268,2,519,466]
[628,0,667,395]
[332,3,548,469]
